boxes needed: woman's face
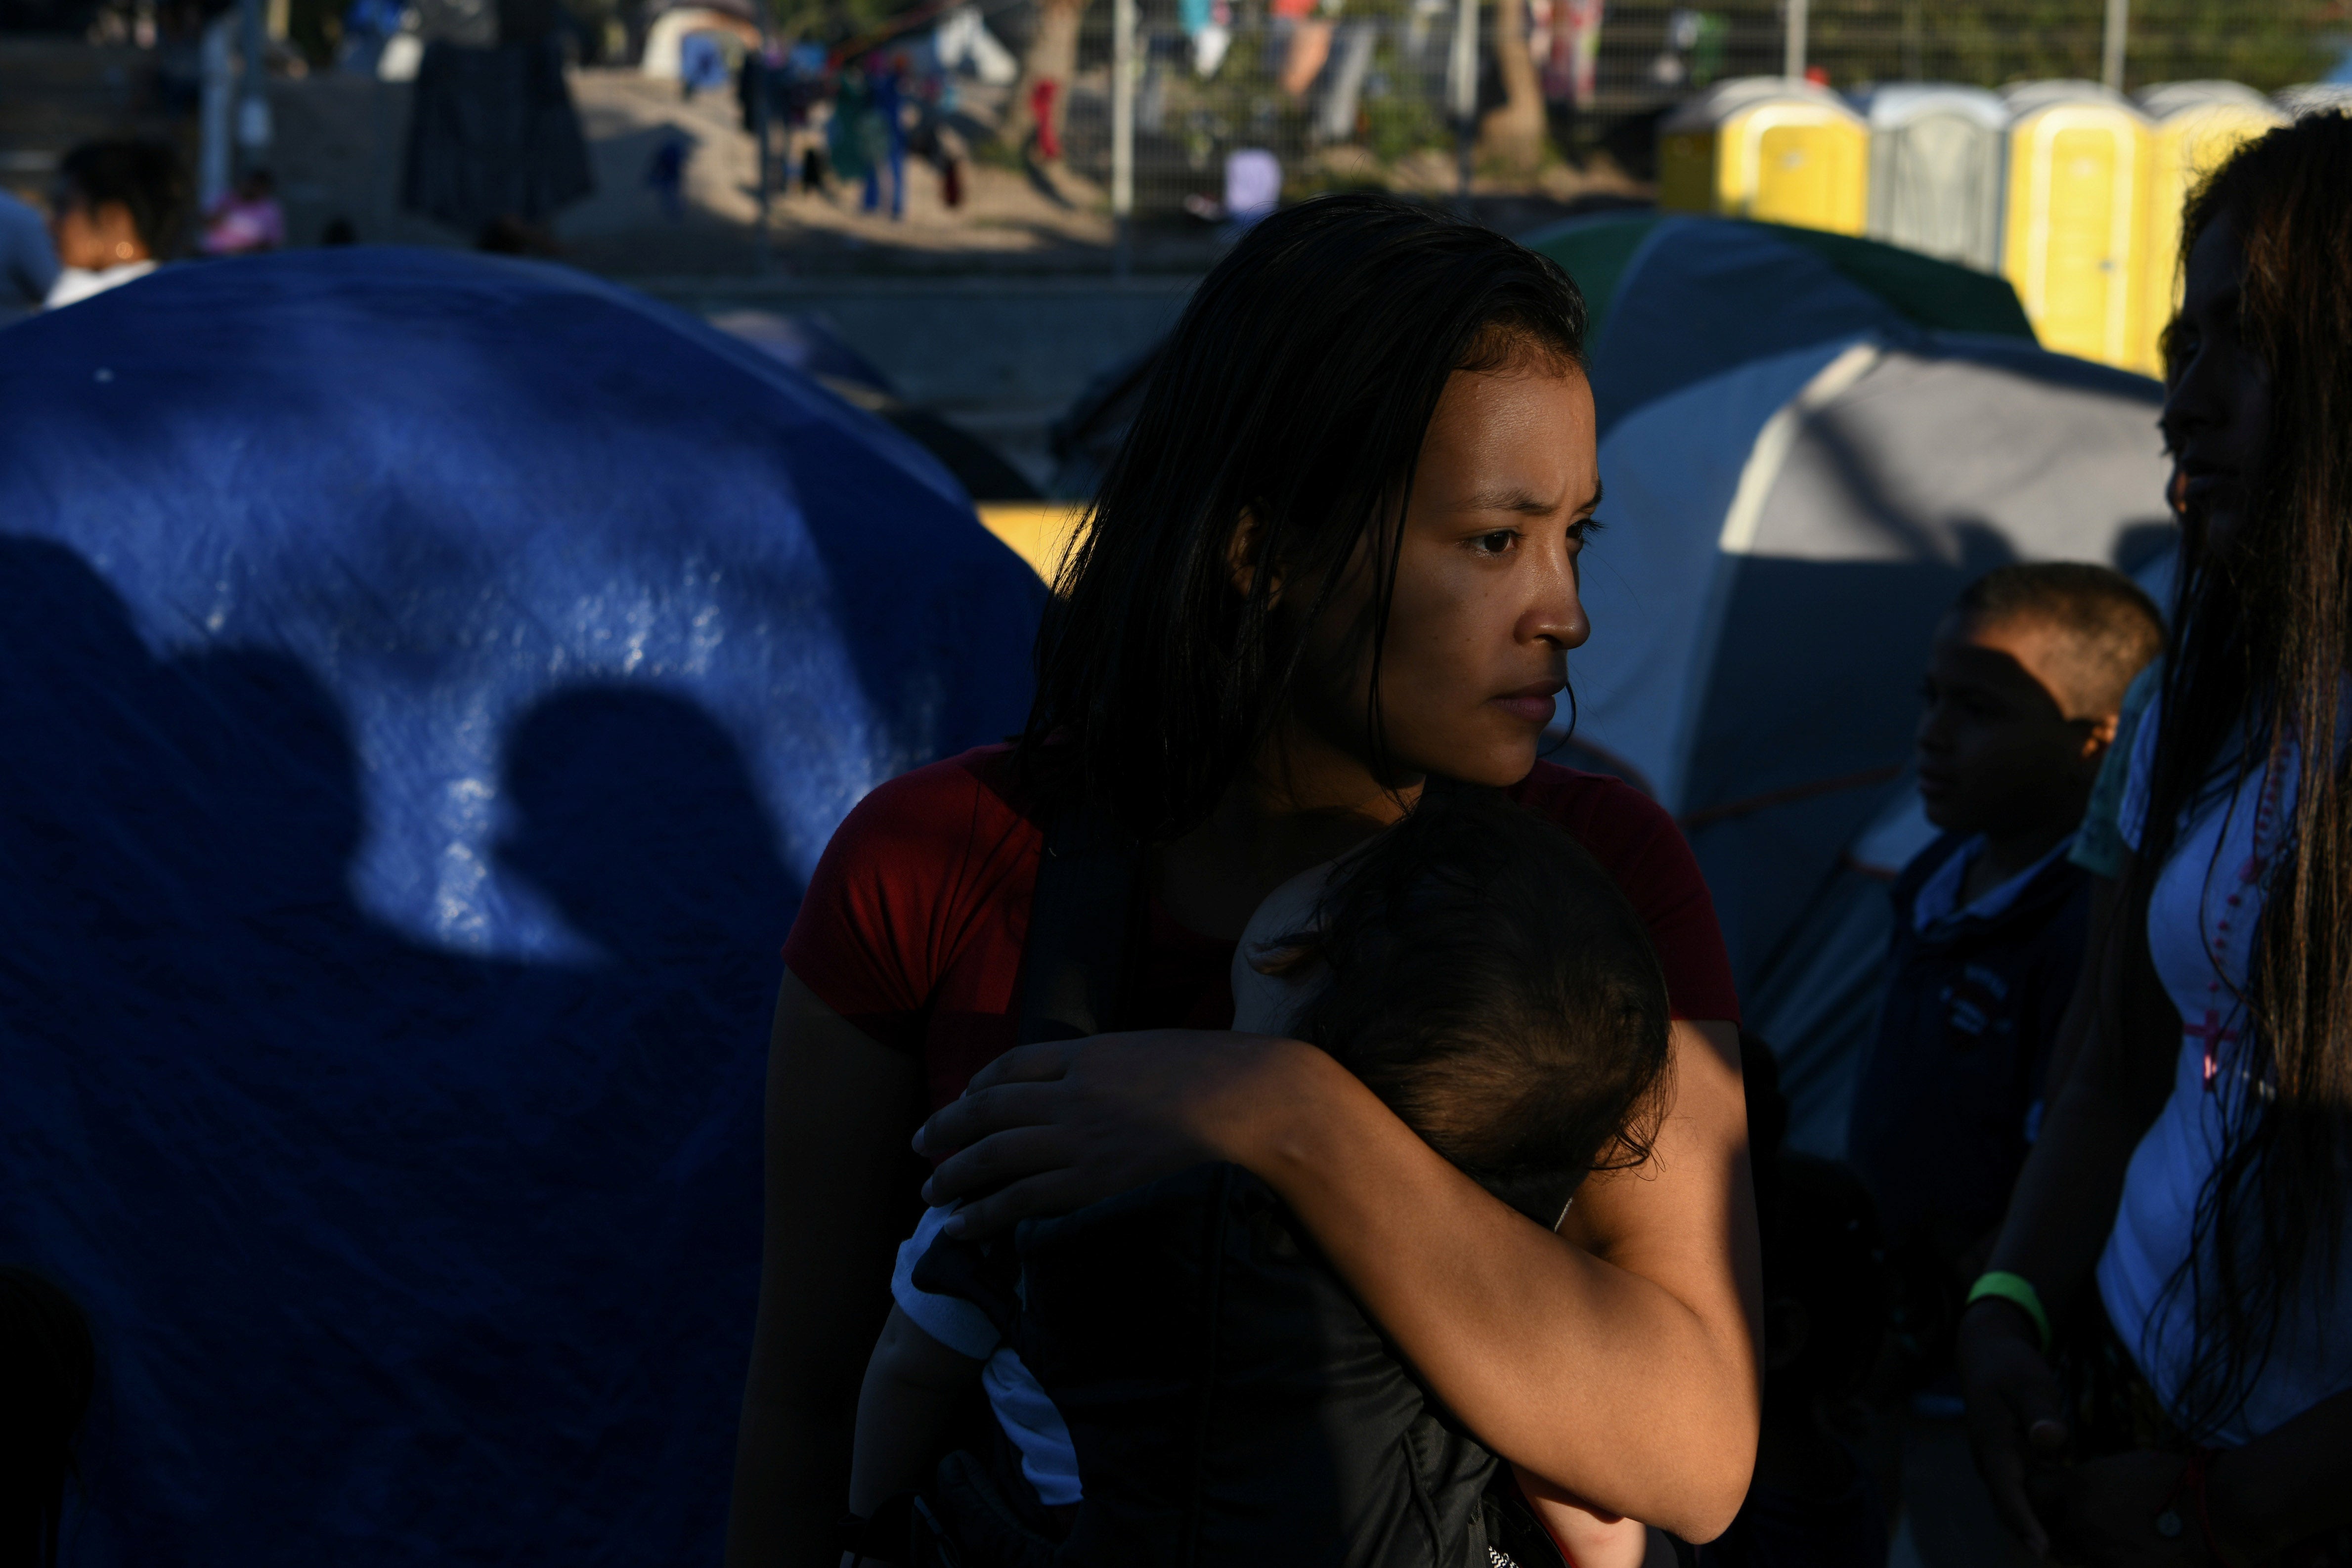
[1292,356,1599,791]
[2162,211,2269,552]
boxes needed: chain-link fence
[1041,0,2339,216]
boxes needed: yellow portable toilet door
[2007,108,2144,365]
[1739,105,1867,234]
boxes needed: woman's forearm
[727,977,924,1568]
[1236,1024,1760,1541]
[1982,1065,2145,1322]
[1986,863,2169,1321]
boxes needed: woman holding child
[1961,114,2352,1564]
[727,196,1761,1565]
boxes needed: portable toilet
[1999,81,2151,368]
[2132,82,2285,376]
[1659,77,1869,235]
[2276,83,2352,117]
[1850,83,2006,271]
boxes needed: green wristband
[1967,1270,2052,1353]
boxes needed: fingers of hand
[940,1169,1106,1238]
[1966,1391,2052,1553]
[960,1038,1082,1095]
[916,1080,1069,1157]
[922,1125,1077,1209]
[2014,1362,2070,1451]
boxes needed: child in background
[844,785,1676,1568]
[199,168,285,256]
[1846,564,2162,1373]
[45,140,185,310]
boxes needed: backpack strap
[1016,796,1141,1046]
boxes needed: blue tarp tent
[0,249,1046,1563]
[1524,215,2172,1151]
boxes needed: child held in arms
[843,785,1679,1568]
[1846,563,2162,1372]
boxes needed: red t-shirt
[784,745,1740,1114]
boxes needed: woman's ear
[1225,508,1282,605]
[2078,710,2120,764]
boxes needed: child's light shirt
[1908,832,2076,936]
[890,1206,1080,1504]
[888,855,1346,1510]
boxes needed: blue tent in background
[1523,215,2172,1152]
[0,250,1046,1564]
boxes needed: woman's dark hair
[0,1266,96,1567]
[2135,111,2352,1438]
[55,140,188,260]
[1018,193,1590,841]
[1273,783,1671,1227]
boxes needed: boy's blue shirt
[1846,829,2091,1262]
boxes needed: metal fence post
[235,0,271,176]
[1784,0,1807,81]
[1448,0,1477,207]
[198,14,234,210]
[755,7,773,276]
[1113,0,1135,276]
[2102,0,2130,90]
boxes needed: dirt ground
[262,66,1649,279]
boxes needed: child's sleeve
[890,1206,1003,1359]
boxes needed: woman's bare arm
[1981,854,2174,1314]
[727,974,922,1568]
[1960,849,2177,1553]
[918,1019,1761,1541]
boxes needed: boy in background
[1846,563,2162,1373]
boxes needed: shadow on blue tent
[0,247,1045,1566]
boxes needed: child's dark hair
[55,140,188,260]
[1951,562,2163,714]
[1276,784,1672,1227]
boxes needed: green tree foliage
[1802,0,2338,92]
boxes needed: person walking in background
[0,187,57,322]
[400,0,592,253]
[866,61,908,220]
[826,67,878,209]
[199,168,287,256]
[1961,113,2352,1566]
[44,141,185,310]
[646,135,689,220]
[1850,565,2161,1387]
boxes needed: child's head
[1915,562,2163,839]
[1239,784,1671,1228]
[50,140,186,269]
